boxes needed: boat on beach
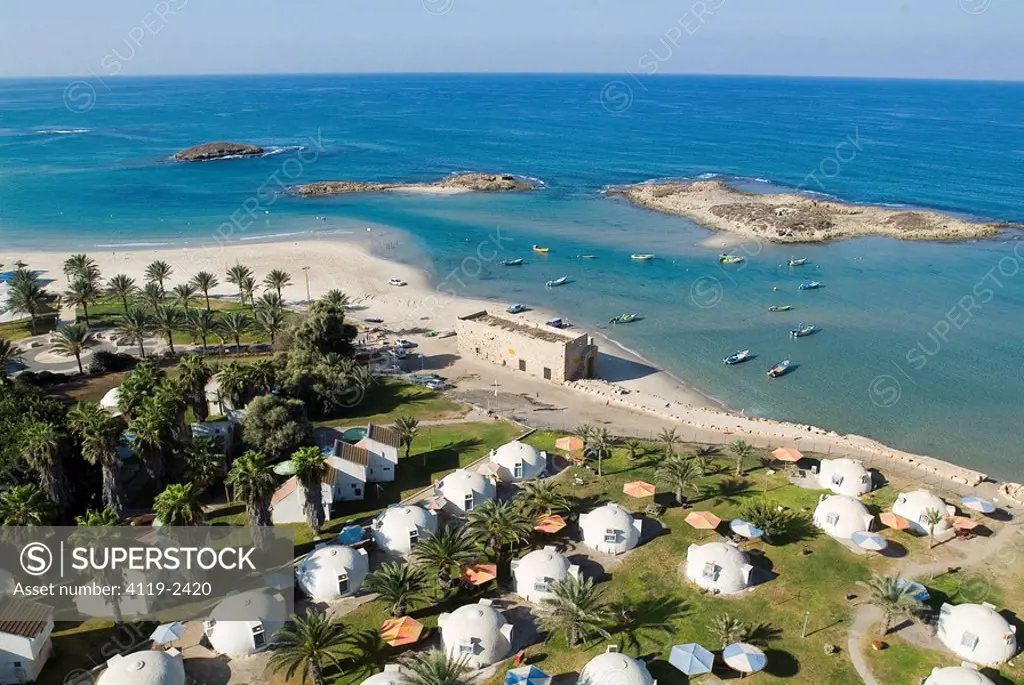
[546,317,570,329]
[724,349,752,365]
[768,305,792,312]
[790,322,815,338]
[788,257,808,267]
[608,313,638,324]
[532,245,549,254]
[546,275,568,288]
[767,359,792,378]
[500,258,524,266]
[631,253,655,261]
[719,254,744,265]
[798,281,822,290]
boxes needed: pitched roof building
[0,597,53,685]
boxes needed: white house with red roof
[271,447,368,524]
[356,424,401,482]
[0,597,54,684]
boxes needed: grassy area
[0,313,58,341]
[318,378,470,426]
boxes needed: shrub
[88,350,137,374]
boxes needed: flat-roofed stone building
[456,310,597,382]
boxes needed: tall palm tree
[219,311,251,350]
[190,271,219,311]
[692,445,721,475]
[239,274,258,308]
[172,282,198,312]
[466,500,533,561]
[130,396,177,489]
[151,305,182,355]
[291,446,327,534]
[656,453,702,506]
[117,307,151,358]
[22,421,70,514]
[249,359,277,395]
[226,264,253,304]
[393,416,420,459]
[68,402,125,515]
[0,484,53,525]
[623,438,643,461]
[256,291,284,312]
[137,282,164,311]
[255,306,286,345]
[63,254,100,285]
[410,526,480,594]
[186,308,217,353]
[538,575,613,647]
[0,339,23,383]
[6,270,48,334]
[153,483,205,525]
[363,562,429,617]
[145,260,173,291]
[268,608,351,685]
[263,269,292,300]
[184,437,223,494]
[589,427,615,477]
[923,508,945,549]
[401,650,470,685]
[106,274,138,314]
[574,423,594,449]
[516,479,570,516]
[321,289,351,310]
[117,362,164,420]
[864,574,922,636]
[50,323,93,374]
[731,439,754,476]
[658,427,680,460]
[178,354,213,421]
[217,362,253,409]
[63,278,99,326]
[227,450,277,549]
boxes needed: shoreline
[6,237,1015,498]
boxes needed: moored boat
[788,257,808,267]
[546,275,568,288]
[500,258,524,266]
[790,322,815,338]
[579,255,597,259]
[608,313,638,324]
[768,304,792,312]
[719,254,744,265]
[767,359,792,378]
[724,349,751,365]
[631,253,655,261]
[532,245,549,253]
[798,281,822,290]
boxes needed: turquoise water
[1,74,1023,479]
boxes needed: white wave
[238,231,308,241]
[261,145,305,157]
[94,241,171,248]
[35,128,91,135]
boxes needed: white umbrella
[730,518,764,539]
[961,496,995,514]
[723,642,767,674]
[851,531,888,552]
[150,622,185,645]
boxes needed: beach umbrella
[880,511,911,531]
[337,525,364,545]
[851,530,888,552]
[423,494,448,511]
[895,578,930,602]
[379,616,424,647]
[723,642,767,675]
[623,481,656,498]
[772,447,803,463]
[505,665,552,685]
[461,563,498,586]
[477,462,502,479]
[950,515,980,531]
[685,511,722,530]
[534,514,567,534]
[150,622,185,645]
[730,519,764,540]
[961,496,996,514]
[668,643,715,676]
[555,436,585,452]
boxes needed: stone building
[456,310,597,383]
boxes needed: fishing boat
[719,254,744,265]
[798,281,822,290]
[767,359,792,378]
[608,313,638,324]
[768,305,792,313]
[790,322,815,338]
[631,254,655,261]
[532,245,549,254]
[788,257,808,267]
[546,276,568,288]
[500,258,524,266]
[724,349,751,365]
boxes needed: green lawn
[317,378,470,427]
[0,313,58,341]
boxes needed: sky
[1,0,1021,81]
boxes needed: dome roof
[489,440,546,481]
[685,542,754,595]
[937,603,1017,666]
[360,665,408,685]
[924,666,995,685]
[512,546,578,601]
[893,490,953,535]
[372,505,438,556]
[437,469,495,516]
[579,503,641,554]
[817,458,873,497]
[296,545,369,600]
[100,650,185,685]
[206,590,288,657]
[813,494,874,540]
[578,647,656,685]
[438,600,513,669]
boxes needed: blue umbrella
[669,643,715,676]
[150,622,185,645]
[962,496,996,514]
[338,525,365,545]
[851,531,888,552]
[505,665,552,685]
[723,642,767,674]
[730,519,764,539]
[895,578,930,602]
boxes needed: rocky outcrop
[295,172,538,197]
[436,173,536,191]
[174,142,264,162]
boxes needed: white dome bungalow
[99,649,185,685]
[924,666,995,685]
[296,544,369,601]
[579,502,643,555]
[372,504,439,556]
[578,645,657,685]
[893,489,955,536]
[817,458,873,498]
[361,665,408,685]
[813,494,875,541]
[937,603,1018,666]
[488,440,547,482]
[511,546,580,602]
[437,599,514,669]
[685,542,756,595]
[204,590,288,658]
[436,469,496,517]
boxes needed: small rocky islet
[295,172,538,196]
[173,141,265,161]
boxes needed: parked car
[363,316,384,323]
[395,338,416,348]
[410,373,445,386]
[387,278,407,287]
[425,379,451,391]
[506,303,526,314]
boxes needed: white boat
[724,350,751,365]
[788,257,808,267]
[546,276,568,288]
[719,254,744,265]
[631,253,655,261]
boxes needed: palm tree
[50,323,93,374]
[574,423,594,449]
[249,359,277,395]
[117,362,164,420]
[151,305,182,355]
[538,575,613,647]
[656,453,702,506]
[0,485,53,525]
[68,402,125,515]
[240,275,258,308]
[185,437,223,494]
[22,421,70,514]
[145,260,173,290]
[140,281,165,310]
[516,479,570,516]
[75,507,121,526]
[219,311,251,350]
[153,483,205,525]
[321,289,351,310]
[623,438,643,461]
[692,445,721,474]
[589,427,615,477]
[117,307,151,358]
[255,306,286,345]
[923,508,945,549]
[186,308,217,352]
[106,274,138,313]
[6,270,48,334]
[401,649,470,685]
[227,450,277,548]
[263,269,292,300]
[177,354,213,421]
[268,608,351,685]
[711,613,748,649]
[731,438,754,476]
[410,526,480,593]
[130,393,181,489]
[0,339,23,383]
[226,264,253,304]
[63,278,99,326]
[363,562,430,617]
[190,271,219,311]
[172,283,198,312]
[467,500,533,561]
[217,362,252,409]
[291,446,327,534]
[393,416,420,459]
[256,291,284,312]
[63,254,100,285]
[658,427,680,460]
[864,574,922,636]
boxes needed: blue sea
[2,74,1023,480]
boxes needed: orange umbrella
[534,514,567,533]
[379,616,424,647]
[880,511,911,531]
[685,511,722,530]
[423,494,448,511]
[555,436,585,452]
[461,563,498,586]
[623,481,656,498]
[771,447,804,463]
[477,462,501,478]
[950,516,979,531]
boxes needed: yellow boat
[532,244,549,254]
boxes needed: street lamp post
[301,266,311,303]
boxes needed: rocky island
[296,172,538,196]
[173,142,264,162]
[607,180,1006,243]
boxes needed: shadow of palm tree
[610,595,689,655]
[701,477,755,506]
[745,621,784,646]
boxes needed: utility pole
[801,611,810,638]
[302,265,311,303]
